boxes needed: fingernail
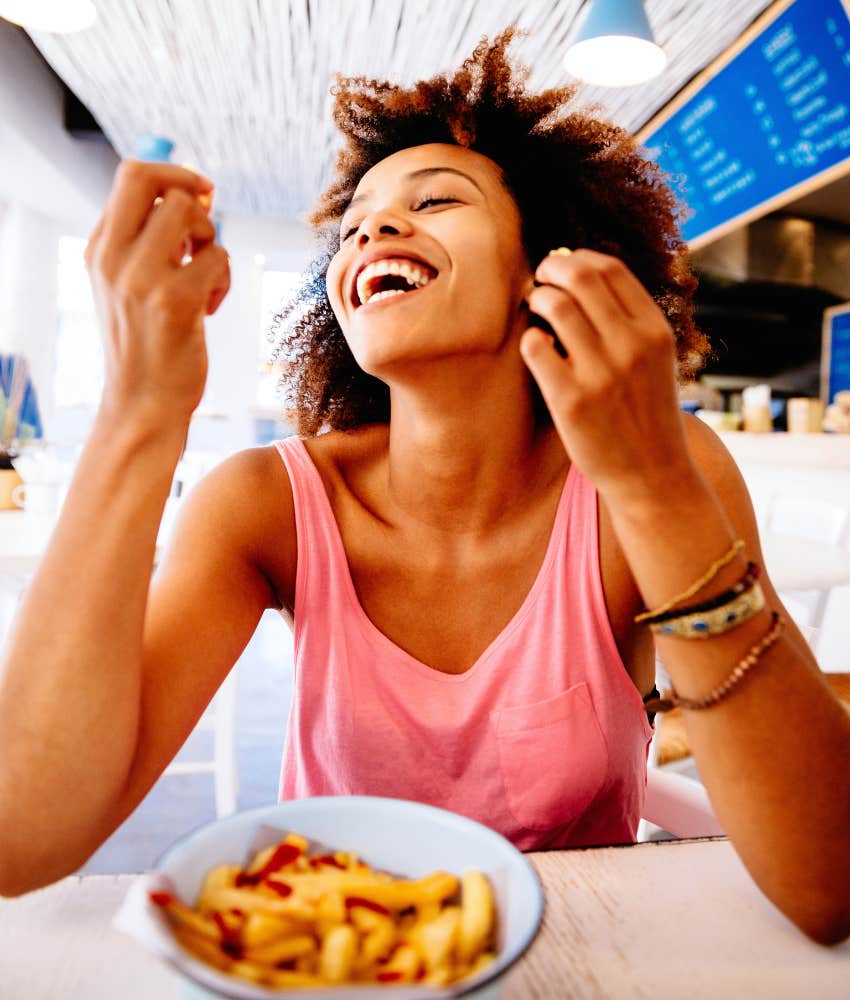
[549,246,572,257]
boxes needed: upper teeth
[356,258,433,306]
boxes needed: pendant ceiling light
[564,0,667,87]
[0,0,96,33]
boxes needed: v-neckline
[295,438,575,683]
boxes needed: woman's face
[326,143,533,378]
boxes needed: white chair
[763,496,850,638]
[643,767,725,838]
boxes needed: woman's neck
[384,363,565,535]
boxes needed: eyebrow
[343,166,485,215]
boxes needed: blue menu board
[822,304,850,402]
[640,0,850,246]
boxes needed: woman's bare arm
[0,424,287,896]
[0,158,274,895]
[623,415,850,946]
[522,248,850,945]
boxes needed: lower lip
[356,282,433,311]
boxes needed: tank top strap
[273,436,354,634]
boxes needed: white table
[0,839,846,999]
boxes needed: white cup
[11,481,62,516]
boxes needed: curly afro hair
[270,29,710,436]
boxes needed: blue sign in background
[641,0,850,244]
[826,307,850,402]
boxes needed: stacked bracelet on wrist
[634,539,744,624]
[635,543,766,640]
[645,563,760,624]
[649,580,766,639]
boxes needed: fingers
[180,241,231,316]
[529,249,674,368]
[537,253,631,345]
[525,283,603,368]
[133,186,217,268]
[101,159,214,253]
[537,248,670,341]
[519,325,574,415]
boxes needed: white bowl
[116,796,544,1000]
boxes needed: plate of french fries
[114,796,544,999]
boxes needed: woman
[0,33,848,944]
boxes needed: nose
[356,208,413,248]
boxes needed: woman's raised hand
[520,248,697,508]
[85,160,231,423]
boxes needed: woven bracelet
[643,562,761,625]
[649,581,765,639]
[635,539,744,624]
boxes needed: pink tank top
[274,436,654,850]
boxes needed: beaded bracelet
[649,582,765,638]
[634,539,744,624]
[643,612,784,713]
[642,562,761,625]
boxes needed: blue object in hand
[135,135,174,162]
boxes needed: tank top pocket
[492,681,609,832]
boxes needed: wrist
[96,390,193,449]
[601,458,708,526]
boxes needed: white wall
[0,203,59,429]
[0,17,116,440]
[0,19,117,235]
[184,212,313,453]
[0,18,315,453]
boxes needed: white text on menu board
[671,8,849,210]
[761,15,849,165]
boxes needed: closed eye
[340,195,459,241]
[414,196,458,210]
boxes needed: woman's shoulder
[299,424,390,500]
[681,412,759,532]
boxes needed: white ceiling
[25,0,776,220]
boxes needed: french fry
[421,964,453,987]
[415,900,442,922]
[151,893,220,942]
[241,911,309,949]
[243,934,317,967]
[457,869,495,964]
[319,923,358,983]
[265,867,391,903]
[359,913,397,967]
[156,831,499,990]
[341,871,459,912]
[244,843,278,876]
[227,959,268,984]
[173,925,233,973]
[315,889,346,938]
[467,950,497,977]
[266,968,325,988]
[408,905,461,972]
[196,864,241,913]
[197,886,316,920]
[376,943,421,983]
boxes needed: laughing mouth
[353,257,437,307]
